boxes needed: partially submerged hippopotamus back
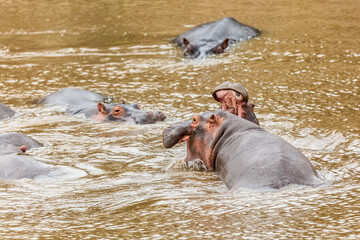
[0,132,49,180]
[163,110,326,190]
[37,88,166,124]
[0,132,43,150]
[212,82,259,125]
[0,103,16,120]
[0,132,86,180]
[172,17,260,58]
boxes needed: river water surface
[0,0,359,239]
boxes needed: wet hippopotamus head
[182,38,230,59]
[163,111,226,169]
[212,82,259,125]
[94,102,166,124]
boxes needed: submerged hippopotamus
[0,132,86,180]
[37,88,166,124]
[0,103,16,120]
[0,132,43,150]
[163,110,326,190]
[212,82,259,125]
[0,132,48,180]
[172,17,260,58]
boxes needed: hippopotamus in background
[37,88,166,124]
[212,82,259,125]
[0,103,16,120]
[172,17,260,58]
[163,110,326,190]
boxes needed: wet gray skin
[0,154,52,180]
[37,88,166,124]
[0,144,24,155]
[0,132,43,150]
[212,82,260,125]
[163,110,326,190]
[0,103,16,120]
[0,133,86,180]
[172,17,260,59]
[0,133,50,180]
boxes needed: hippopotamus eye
[235,92,241,97]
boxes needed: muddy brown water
[0,0,359,239]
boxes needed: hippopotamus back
[0,154,52,180]
[173,17,260,47]
[37,88,109,107]
[0,103,16,120]
[0,132,43,149]
[212,111,325,189]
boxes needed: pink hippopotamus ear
[91,102,108,121]
[97,102,107,115]
[213,38,229,54]
[19,145,27,153]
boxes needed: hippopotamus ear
[19,145,27,153]
[97,102,107,115]
[213,38,229,54]
[207,114,223,127]
[221,38,229,50]
[208,114,216,123]
[183,38,190,47]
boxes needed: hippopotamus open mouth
[212,82,259,125]
[163,110,326,189]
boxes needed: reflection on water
[0,0,359,239]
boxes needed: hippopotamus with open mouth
[212,82,259,125]
[37,88,166,124]
[0,103,16,120]
[163,110,326,190]
[172,17,260,58]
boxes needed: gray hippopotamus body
[212,82,259,125]
[0,154,52,180]
[0,133,49,180]
[37,88,166,124]
[0,103,16,120]
[0,132,43,150]
[163,110,325,190]
[172,17,260,58]
[0,132,86,180]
